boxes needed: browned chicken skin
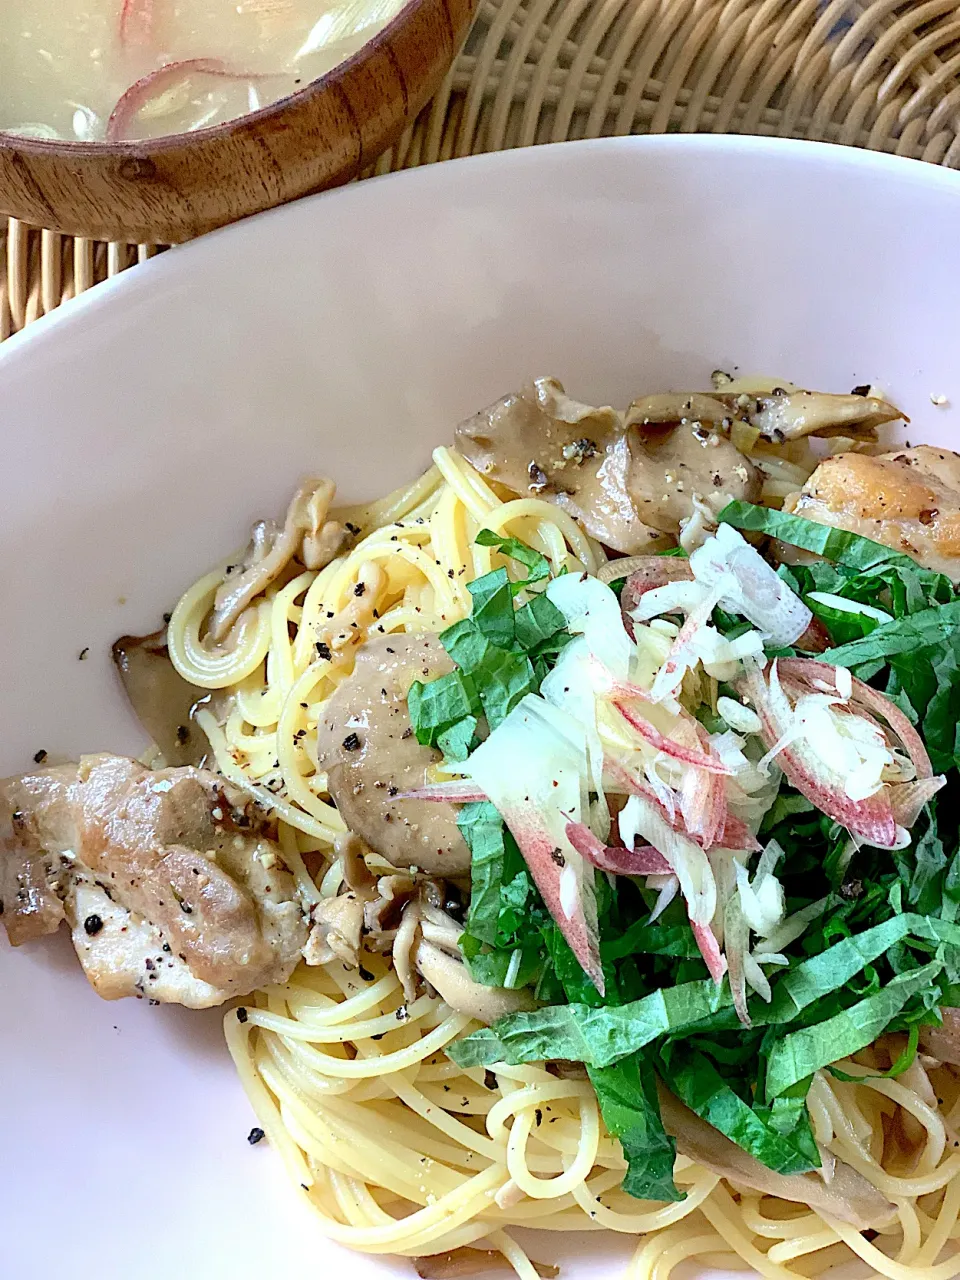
[786,446,960,579]
[0,755,306,1006]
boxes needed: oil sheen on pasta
[168,446,960,1280]
[2,0,406,142]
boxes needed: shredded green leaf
[718,500,919,571]
[458,803,514,947]
[475,648,536,729]
[475,528,551,586]
[765,963,942,1097]
[515,594,569,650]
[466,569,518,649]
[588,1055,683,1202]
[456,801,551,990]
[824,602,960,667]
[449,913,960,1071]
[662,1048,819,1174]
[413,521,960,1202]
[407,534,573,751]
[447,977,731,1068]
[407,671,480,748]
[437,716,478,764]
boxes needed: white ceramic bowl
[2,137,959,1280]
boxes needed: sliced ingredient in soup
[3,0,408,142]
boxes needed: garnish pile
[405,509,960,1202]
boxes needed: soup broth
[2,0,407,143]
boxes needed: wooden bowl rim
[0,0,435,158]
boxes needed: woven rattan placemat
[3,0,959,340]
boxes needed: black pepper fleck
[83,914,104,936]
[353,582,366,596]
[32,749,48,764]
[78,647,90,661]
[236,1006,249,1023]
[342,732,361,751]
[315,641,332,661]
[247,1127,265,1145]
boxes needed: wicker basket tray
[3,0,958,339]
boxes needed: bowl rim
[4,133,960,362]
[0,0,438,155]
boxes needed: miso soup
[2,0,407,143]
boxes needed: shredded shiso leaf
[406,511,960,1200]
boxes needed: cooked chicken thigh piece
[784,446,960,578]
[0,755,307,1007]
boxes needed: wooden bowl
[0,0,475,245]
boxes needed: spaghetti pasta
[164,444,960,1280]
[222,958,960,1279]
